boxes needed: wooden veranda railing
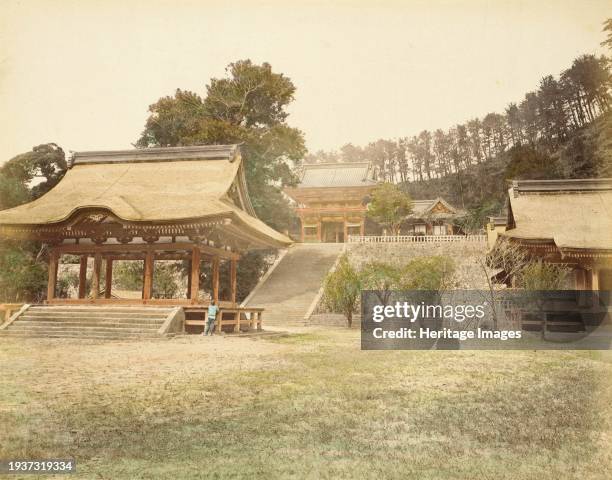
[183,306,263,333]
[347,234,487,244]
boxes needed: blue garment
[207,305,219,320]
[204,305,219,335]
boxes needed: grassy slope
[1,330,611,479]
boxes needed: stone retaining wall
[311,242,490,325]
[346,242,489,289]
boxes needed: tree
[360,261,402,307]
[0,143,67,210]
[136,61,305,299]
[504,144,559,180]
[455,200,501,234]
[398,256,455,291]
[211,250,276,303]
[340,143,366,163]
[322,254,362,328]
[114,260,180,299]
[0,144,67,302]
[366,183,413,235]
[136,90,206,148]
[602,18,612,52]
[305,35,610,204]
[0,241,47,302]
[477,239,530,328]
[537,75,568,145]
[137,60,306,232]
[557,133,602,178]
[505,103,523,146]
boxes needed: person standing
[204,300,219,336]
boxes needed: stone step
[2,305,177,340]
[19,315,166,324]
[11,321,162,330]
[243,244,342,327]
[2,325,164,335]
[23,310,170,318]
[26,308,171,317]
[0,331,163,340]
[7,324,163,334]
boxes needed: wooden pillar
[186,261,192,299]
[78,255,88,299]
[575,268,585,290]
[592,268,600,291]
[212,256,220,304]
[592,268,601,308]
[317,220,322,242]
[143,251,154,300]
[189,247,200,302]
[47,249,59,301]
[576,268,590,307]
[91,253,102,300]
[104,259,113,299]
[343,219,348,243]
[230,257,237,304]
[360,220,365,236]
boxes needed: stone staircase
[243,243,344,326]
[0,305,175,340]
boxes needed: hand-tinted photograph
[0,1,610,478]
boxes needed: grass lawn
[1,328,612,479]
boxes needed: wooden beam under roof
[53,241,240,260]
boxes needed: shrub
[322,254,362,328]
[0,242,47,302]
[360,261,403,305]
[516,260,571,290]
[399,256,456,291]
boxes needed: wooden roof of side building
[0,145,292,249]
[406,197,465,220]
[501,178,612,252]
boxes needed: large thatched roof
[502,178,612,252]
[0,145,292,249]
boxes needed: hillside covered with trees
[306,21,612,213]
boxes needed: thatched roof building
[0,145,290,249]
[502,178,612,253]
[500,178,612,291]
[0,145,291,305]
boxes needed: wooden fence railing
[347,234,487,244]
[183,306,263,333]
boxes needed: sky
[0,0,609,163]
